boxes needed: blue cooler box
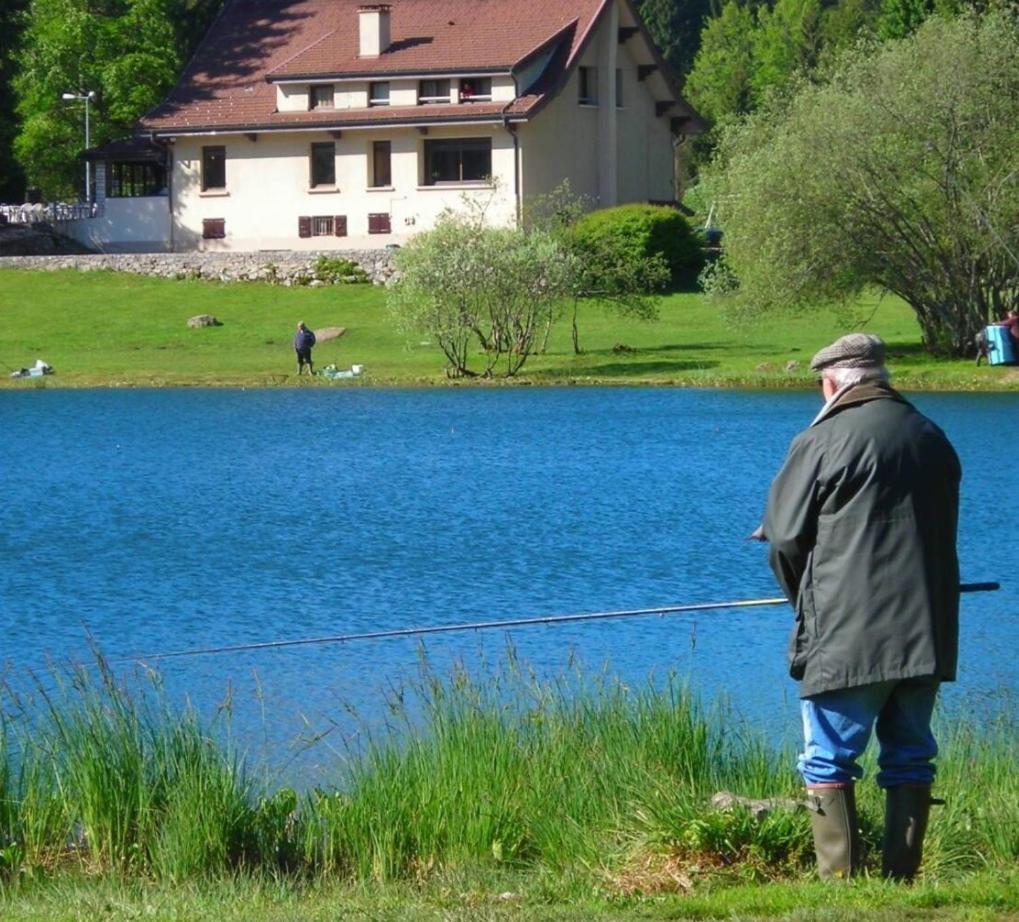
[985,325,1017,366]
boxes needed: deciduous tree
[711,12,1019,354]
[13,0,224,199]
[526,185,671,355]
[637,0,714,79]
[388,205,574,378]
[684,1,758,125]
[0,0,29,201]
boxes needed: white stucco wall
[519,0,676,211]
[60,197,172,252]
[518,48,602,207]
[615,43,676,203]
[169,126,517,251]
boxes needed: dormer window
[419,79,451,105]
[459,77,492,103]
[310,84,334,109]
[369,81,390,107]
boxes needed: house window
[369,81,390,106]
[459,77,492,102]
[615,68,623,108]
[107,161,167,197]
[368,213,391,234]
[310,84,334,109]
[423,138,491,185]
[298,215,347,237]
[310,141,336,188]
[419,79,451,105]
[202,218,225,239]
[371,140,392,188]
[201,145,226,191]
[578,66,597,105]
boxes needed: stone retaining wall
[0,249,399,286]
[0,224,93,257]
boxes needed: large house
[79,0,701,252]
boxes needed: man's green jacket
[763,381,961,698]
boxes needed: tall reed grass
[1,653,1015,889]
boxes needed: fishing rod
[124,582,1000,664]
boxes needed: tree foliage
[683,1,759,126]
[0,0,29,201]
[637,0,714,79]
[877,0,934,37]
[685,0,883,126]
[711,12,1019,354]
[571,203,702,287]
[526,185,670,355]
[12,0,224,199]
[388,205,575,378]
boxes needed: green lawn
[2,268,1017,389]
[3,869,1018,921]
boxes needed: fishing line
[121,582,1000,665]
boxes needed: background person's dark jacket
[763,382,961,698]
[294,328,316,352]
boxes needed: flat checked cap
[810,333,886,373]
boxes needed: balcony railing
[0,202,103,225]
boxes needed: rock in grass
[711,790,805,819]
[187,314,222,329]
[316,326,346,343]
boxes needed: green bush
[313,256,369,284]
[572,204,703,287]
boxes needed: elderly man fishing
[761,333,961,881]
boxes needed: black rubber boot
[882,784,934,881]
[806,784,862,879]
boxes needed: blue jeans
[798,679,939,787]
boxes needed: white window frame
[419,79,451,105]
[368,81,390,107]
[309,84,335,110]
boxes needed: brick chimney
[358,4,391,57]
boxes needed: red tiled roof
[140,0,606,133]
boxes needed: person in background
[975,309,1019,365]
[761,333,961,881]
[998,309,1019,349]
[293,321,316,376]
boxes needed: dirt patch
[316,326,346,343]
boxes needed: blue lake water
[1,387,1016,781]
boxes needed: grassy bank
[2,268,1018,390]
[1,659,1016,919]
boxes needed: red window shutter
[334,215,347,237]
[368,213,391,235]
[202,218,225,239]
[298,216,311,238]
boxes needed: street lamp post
[61,90,96,204]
